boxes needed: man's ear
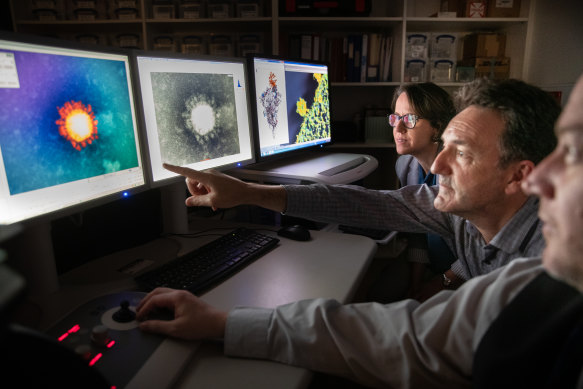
[505,160,535,195]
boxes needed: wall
[527,0,583,104]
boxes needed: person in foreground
[137,75,583,388]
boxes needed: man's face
[431,106,517,219]
[523,77,583,292]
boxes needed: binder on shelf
[312,34,320,61]
[300,34,312,60]
[346,35,355,82]
[352,34,362,82]
[381,36,393,82]
[366,33,381,82]
[359,33,368,83]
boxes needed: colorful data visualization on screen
[0,48,140,196]
[251,57,331,159]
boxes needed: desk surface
[227,152,378,185]
[36,221,378,389]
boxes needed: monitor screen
[250,55,332,161]
[0,34,146,225]
[134,52,255,185]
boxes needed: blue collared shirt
[284,183,544,280]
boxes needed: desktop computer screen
[134,52,255,185]
[250,55,331,161]
[0,33,145,225]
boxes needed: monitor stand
[227,152,378,185]
[160,181,189,235]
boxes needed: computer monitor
[249,55,332,161]
[133,51,255,186]
[0,33,146,226]
[0,32,146,295]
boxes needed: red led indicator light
[107,340,115,348]
[88,353,103,367]
[58,324,81,342]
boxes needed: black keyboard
[135,228,279,295]
[338,225,392,240]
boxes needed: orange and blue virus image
[56,100,99,150]
[260,71,282,137]
[149,72,240,166]
[0,48,139,195]
[285,71,330,144]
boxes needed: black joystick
[112,300,136,323]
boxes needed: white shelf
[8,0,534,121]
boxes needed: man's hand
[163,163,249,211]
[163,163,287,213]
[137,288,228,340]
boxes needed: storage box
[460,57,510,80]
[181,36,205,54]
[114,7,138,19]
[440,0,487,17]
[73,8,98,21]
[430,33,458,59]
[33,8,59,21]
[73,0,96,8]
[208,3,230,18]
[237,3,260,18]
[405,33,428,59]
[462,33,506,59]
[430,59,455,82]
[116,33,140,49]
[405,59,427,82]
[152,4,175,18]
[114,0,137,7]
[153,36,176,51]
[33,0,57,8]
[237,34,262,56]
[179,3,203,18]
[487,0,521,17]
[209,35,234,56]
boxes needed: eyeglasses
[387,113,422,129]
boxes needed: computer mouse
[277,225,311,241]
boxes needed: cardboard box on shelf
[460,57,510,80]
[467,1,487,17]
[487,0,521,17]
[440,0,487,17]
[462,33,506,59]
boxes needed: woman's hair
[454,78,560,167]
[391,82,456,140]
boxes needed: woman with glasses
[385,82,457,301]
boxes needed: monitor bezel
[130,49,256,188]
[246,53,334,164]
[0,31,149,227]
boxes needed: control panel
[45,291,198,389]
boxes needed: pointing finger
[163,163,202,179]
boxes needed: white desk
[227,152,378,185]
[32,222,378,389]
